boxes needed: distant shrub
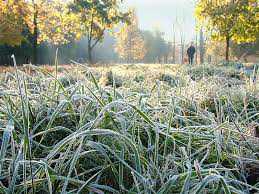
[126,64,138,69]
[85,70,102,81]
[235,63,244,69]
[218,60,243,67]
[159,73,185,87]
[57,66,67,73]
[134,74,145,83]
[188,65,218,80]
[242,64,258,79]
[188,65,245,80]
[105,71,123,88]
[58,76,77,87]
[223,68,245,80]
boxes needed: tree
[153,30,169,63]
[199,28,205,64]
[141,29,171,63]
[206,40,226,63]
[141,30,156,63]
[31,0,38,64]
[0,0,29,46]
[27,0,77,64]
[172,24,176,64]
[69,0,130,64]
[195,31,198,64]
[196,0,258,61]
[115,10,146,63]
[0,0,77,64]
[180,32,185,65]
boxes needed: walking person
[187,42,196,65]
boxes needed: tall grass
[0,61,258,193]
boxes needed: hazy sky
[125,0,197,43]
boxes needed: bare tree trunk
[199,28,205,64]
[195,33,198,65]
[180,33,185,65]
[87,12,94,65]
[226,35,230,61]
[32,0,38,65]
[128,31,132,64]
[172,25,176,64]
[88,42,93,64]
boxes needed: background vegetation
[0,0,258,65]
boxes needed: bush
[85,70,102,81]
[188,65,217,80]
[105,71,123,88]
[159,73,185,87]
[58,75,77,87]
[134,74,145,83]
[188,65,245,80]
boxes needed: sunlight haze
[126,0,196,42]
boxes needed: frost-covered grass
[0,63,258,193]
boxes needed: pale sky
[125,0,197,43]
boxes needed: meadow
[0,62,258,193]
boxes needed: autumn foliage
[195,0,258,61]
[0,0,130,64]
[115,10,146,63]
[0,0,29,46]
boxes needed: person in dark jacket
[187,42,196,65]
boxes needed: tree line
[0,0,130,64]
[0,0,258,65]
[0,2,174,65]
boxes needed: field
[0,62,258,193]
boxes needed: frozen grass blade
[0,120,14,176]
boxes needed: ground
[0,63,258,193]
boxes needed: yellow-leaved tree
[25,0,79,64]
[1,0,130,64]
[195,0,258,61]
[0,0,77,64]
[115,9,146,63]
[0,0,29,46]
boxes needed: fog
[125,0,196,42]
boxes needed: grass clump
[159,73,185,87]
[100,70,123,88]
[58,75,77,87]
[133,74,145,83]
[188,64,245,81]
